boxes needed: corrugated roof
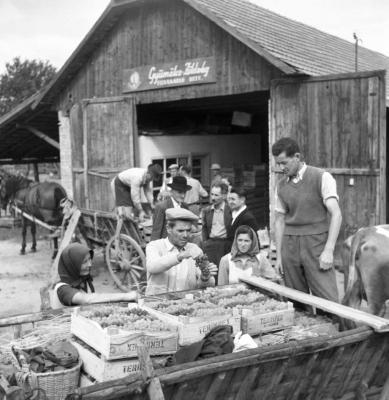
[187,0,389,80]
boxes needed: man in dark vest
[271,137,342,303]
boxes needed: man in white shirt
[272,137,342,303]
[111,164,162,220]
[146,208,217,295]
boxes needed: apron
[49,282,68,309]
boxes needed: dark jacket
[150,197,188,241]
[228,207,259,239]
[202,202,232,241]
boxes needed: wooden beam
[239,275,389,332]
[12,205,57,231]
[18,124,60,149]
[272,168,380,176]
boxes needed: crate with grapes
[70,304,178,360]
[140,297,241,346]
[200,286,295,335]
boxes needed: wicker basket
[28,360,82,400]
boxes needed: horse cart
[75,208,149,292]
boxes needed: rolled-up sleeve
[322,172,339,203]
[274,186,287,214]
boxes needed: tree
[0,57,57,116]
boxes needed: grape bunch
[80,306,168,331]
[195,254,210,278]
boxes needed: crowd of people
[53,136,342,308]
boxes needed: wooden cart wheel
[105,233,146,292]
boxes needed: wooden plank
[50,208,81,285]
[18,124,60,149]
[82,101,89,208]
[137,345,165,400]
[239,275,389,332]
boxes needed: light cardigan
[218,252,278,286]
[145,238,215,295]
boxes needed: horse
[0,174,67,257]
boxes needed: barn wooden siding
[69,97,138,210]
[55,0,283,111]
[270,71,386,243]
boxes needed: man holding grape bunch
[145,208,218,295]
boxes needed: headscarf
[58,243,95,292]
[230,225,260,261]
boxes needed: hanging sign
[123,57,216,93]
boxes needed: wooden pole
[137,345,165,400]
[12,205,56,231]
[239,275,389,332]
[33,163,39,182]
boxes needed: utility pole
[353,33,362,72]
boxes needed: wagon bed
[69,278,389,400]
[2,281,389,400]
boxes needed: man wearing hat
[210,163,230,188]
[146,208,218,295]
[158,163,179,201]
[111,164,162,221]
[150,176,191,240]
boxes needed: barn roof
[188,0,389,78]
[0,91,59,165]
[33,0,389,108]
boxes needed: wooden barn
[3,0,389,246]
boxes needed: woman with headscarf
[218,225,279,285]
[50,243,138,308]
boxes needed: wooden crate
[72,338,166,382]
[141,303,241,346]
[70,308,178,360]
[240,302,295,336]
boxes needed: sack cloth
[168,325,234,366]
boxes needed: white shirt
[117,167,153,206]
[231,205,247,224]
[171,197,182,208]
[275,163,338,214]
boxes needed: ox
[341,225,389,317]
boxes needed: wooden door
[70,96,138,211]
[269,70,386,244]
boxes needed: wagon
[67,277,389,400]
[3,277,389,400]
[76,208,149,292]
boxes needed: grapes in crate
[80,306,167,331]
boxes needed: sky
[0,0,388,75]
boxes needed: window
[152,154,208,197]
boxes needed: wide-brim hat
[167,176,192,192]
[211,163,221,170]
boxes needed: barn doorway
[136,90,270,228]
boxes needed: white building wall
[138,133,262,173]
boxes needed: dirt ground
[0,218,347,319]
[0,224,122,319]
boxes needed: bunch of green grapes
[195,254,210,278]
